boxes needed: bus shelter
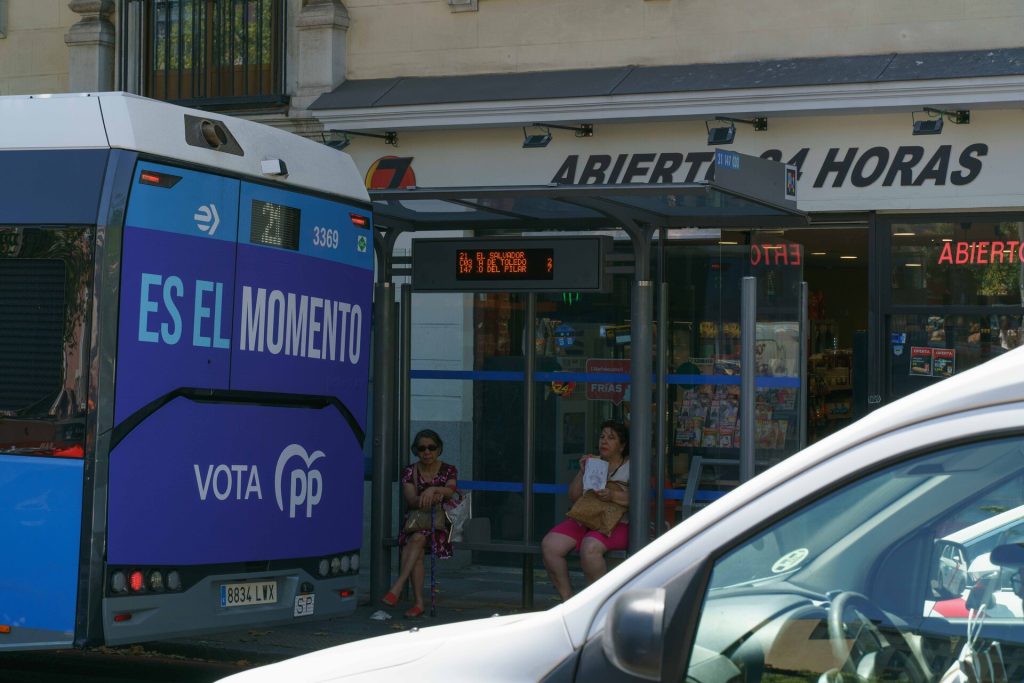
[368,151,806,606]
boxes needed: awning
[369,150,806,232]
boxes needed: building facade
[7,0,1024,548]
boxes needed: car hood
[218,609,574,682]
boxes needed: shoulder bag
[566,481,628,536]
[404,504,450,533]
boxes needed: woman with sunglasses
[382,429,457,618]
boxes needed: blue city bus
[0,93,373,649]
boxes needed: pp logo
[274,444,324,518]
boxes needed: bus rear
[0,93,373,649]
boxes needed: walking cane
[429,505,437,617]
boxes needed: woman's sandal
[381,592,399,607]
[403,605,424,619]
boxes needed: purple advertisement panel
[231,246,372,425]
[231,182,373,428]
[107,399,362,565]
[115,165,239,423]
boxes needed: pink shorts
[548,518,629,553]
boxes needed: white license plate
[220,581,277,608]
[294,594,315,617]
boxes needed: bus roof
[0,92,369,203]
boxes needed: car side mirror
[601,587,665,681]
[931,540,969,599]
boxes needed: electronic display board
[412,236,610,292]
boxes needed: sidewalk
[148,562,576,665]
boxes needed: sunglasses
[416,444,439,453]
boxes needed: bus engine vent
[0,259,65,413]
[250,200,300,251]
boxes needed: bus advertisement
[0,93,373,649]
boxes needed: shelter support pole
[522,293,537,609]
[400,284,412,482]
[370,228,401,604]
[655,280,668,535]
[371,280,395,603]
[625,223,654,554]
[799,282,808,450]
[740,277,756,483]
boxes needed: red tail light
[129,570,145,592]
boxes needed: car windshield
[687,434,1024,683]
[709,438,1021,593]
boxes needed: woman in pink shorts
[541,420,629,601]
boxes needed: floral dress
[398,462,458,559]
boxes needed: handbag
[404,504,449,533]
[566,482,627,536]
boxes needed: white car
[221,347,1024,683]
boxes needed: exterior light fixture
[706,116,767,146]
[324,129,399,150]
[911,108,970,136]
[522,122,593,149]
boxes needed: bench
[384,518,626,608]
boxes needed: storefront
[328,95,1024,598]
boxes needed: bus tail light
[110,571,128,594]
[0,625,11,634]
[109,567,184,595]
[339,589,354,599]
[113,613,132,623]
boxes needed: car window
[684,435,1024,683]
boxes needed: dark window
[0,227,92,456]
[128,0,286,109]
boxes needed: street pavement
[147,561,574,666]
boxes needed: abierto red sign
[585,358,630,405]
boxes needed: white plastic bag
[444,490,472,542]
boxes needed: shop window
[891,221,1024,307]
[124,0,285,108]
[887,313,1024,401]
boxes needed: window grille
[121,0,286,109]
